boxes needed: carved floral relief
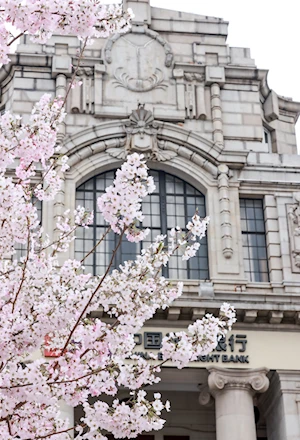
[107,105,176,162]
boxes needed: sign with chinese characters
[133,332,249,365]
[133,328,300,370]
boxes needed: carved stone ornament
[208,367,270,397]
[105,28,172,93]
[107,105,177,162]
[287,192,300,272]
[198,385,214,407]
[184,72,205,82]
[105,28,173,67]
[113,67,167,92]
[76,67,93,77]
[218,164,233,259]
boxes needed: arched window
[75,170,209,280]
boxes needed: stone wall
[2,1,300,438]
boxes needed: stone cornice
[151,7,229,36]
[208,367,269,395]
[225,66,300,120]
[0,53,52,83]
[94,291,300,327]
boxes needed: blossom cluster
[0,93,65,187]
[0,0,133,64]
[169,213,210,261]
[0,150,235,440]
[97,153,155,242]
[161,305,237,369]
[53,207,94,253]
[79,391,171,440]
[0,3,236,434]
[0,146,236,438]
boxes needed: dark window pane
[249,247,258,260]
[246,207,254,219]
[240,198,269,283]
[258,247,267,259]
[248,234,257,247]
[257,234,267,246]
[255,220,265,232]
[255,207,264,220]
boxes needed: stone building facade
[1,0,300,439]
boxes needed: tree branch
[61,228,125,353]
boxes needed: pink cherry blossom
[0,0,134,64]
[0,5,236,437]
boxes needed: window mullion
[183,181,190,279]
[93,180,97,275]
[159,171,168,278]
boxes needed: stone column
[55,73,67,143]
[205,66,225,147]
[262,370,300,440]
[53,72,68,255]
[210,82,224,147]
[208,367,269,440]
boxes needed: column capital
[208,367,269,396]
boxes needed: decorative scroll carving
[107,105,177,162]
[184,73,205,82]
[288,192,300,272]
[76,67,93,76]
[218,164,233,259]
[104,28,173,67]
[198,385,214,407]
[208,367,270,396]
[113,67,167,92]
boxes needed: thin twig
[7,31,25,46]
[61,38,88,109]
[11,218,31,313]
[61,229,126,353]
[81,226,111,263]
[34,424,80,439]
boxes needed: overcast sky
[150,0,300,149]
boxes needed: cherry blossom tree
[0,2,236,439]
